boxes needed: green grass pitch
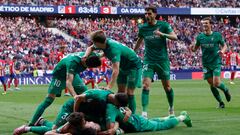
[0,79,240,135]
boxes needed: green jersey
[84,89,113,102]
[106,104,140,132]
[55,98,107,130]
[106,104,179,133]
[52,52,86,79]
[196,32,225,66]
[95,38,142,70]
[138,20,173,63]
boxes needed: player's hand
[123,107,132,122]
[218,50,224,57]
[190,45,195,52]
[153,28,164,37]
[74,95,80,100]
[81,56,87,62]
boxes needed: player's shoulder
[138,22,149,30]
[196,32,205,38]
[213,31,222,36]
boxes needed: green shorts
[143,61,170,80]
[203,65,221,80]
[53,99,73,127]
[48,74,87,97]
[117,68,142,89]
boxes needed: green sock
[141,89,149,112]
[29,97,54,125]
[165,88,174,108]
[217,83,228,92]
[210,86,223,103]
[155,117,179,130]
[30,126,52,134]
[42,120,53,128]
[128,95,136,114]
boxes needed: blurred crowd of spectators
[0,16,239,74]
[0,0,240,7]
[52,16,240,70]
[0,17,85,74]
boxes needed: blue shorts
[9,73,17,79]
[231,65,237,71]
[0,76,6,84]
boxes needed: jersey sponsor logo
[145,35,160,40]
[201,43,214,48]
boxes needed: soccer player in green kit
[191,17,231,108]
[28,52,101,126]
[134,6,178,117]
[83,30,142,114]
[14,89,128,135]
[105,104,192,134]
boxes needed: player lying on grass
[105,104,192,134]
[14,89,128,135]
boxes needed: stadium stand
[0,0,239,7]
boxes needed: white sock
[178,115,186,122]
[26,126,31,131]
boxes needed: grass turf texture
[0,79,240,135]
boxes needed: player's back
[105,39,141,70]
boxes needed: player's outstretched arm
[219,43,227,57]
[83,45,95,58]
[106,62,119,89]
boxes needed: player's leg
[230,66,236,84]
[29,94,56,126]
[141,64,154,118]
[204,67,225,108]
[52,99,73,129]
[13,74,20,90]
[104,73,109,85]
[14,120,53,135]
[117,70,127,93]
[7,75,13,89]
[157,61,174,115]
[126,68,141,114]
[212,66,231,102]
[29,77,63,125]
[1,77,7,94]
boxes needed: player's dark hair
[67,112,85,128]
[202,17,213,24]
[90,30,106,44]
[145,5,157,13]
[115,93,128,107]
[86,56,101,68]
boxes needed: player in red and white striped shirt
[0,58,7,95]
[228,47,239,84]
[97,57,111,85]
[7,57,20,90]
